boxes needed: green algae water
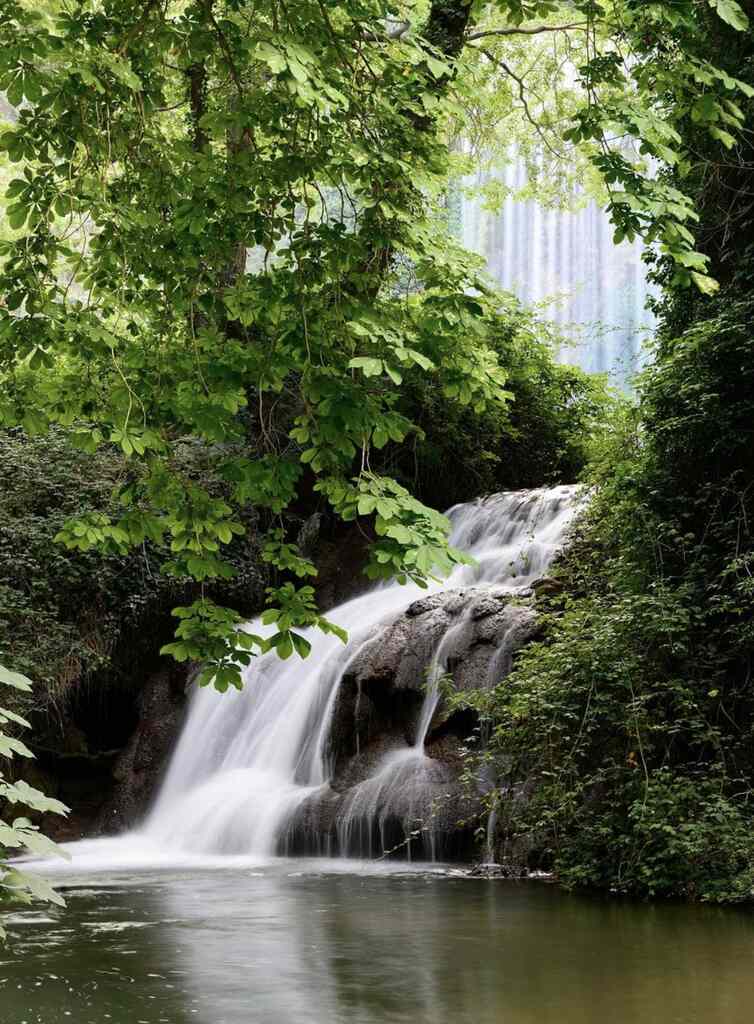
[2,862,753,1024]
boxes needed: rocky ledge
[284,586,541,859]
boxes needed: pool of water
[2,858,754,1024]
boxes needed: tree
[0,0,750,689]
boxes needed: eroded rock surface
[284,587,540,859]
[96,665,188,834]
[329,586,539,763]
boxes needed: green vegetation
[457,2,754,902]
[1,664,67,940]
[0,323,603,709]
[0,428,266,718]
[471,297,754,901]
[0,0,753,907]
[348,318,754,896]
[385,304,607,509]
[1,0,749,689]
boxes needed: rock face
[329,586,538,760]
[283,586,540,859]
[95,665,189,834]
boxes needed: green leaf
[372,427,389,449]
[691,272,719,295]
[406,349,435,371]
[0,706,31,729]
[0,780,69,816]
[349,357,383,377]
[291,632,312,659]
[425,55,449,79]
[0,666,33,691]
[710,0,749,31]
[7,205,27,231]
[0,734,34,759]
[256,42,287,74]
[274,631,294,659]
[709,126,736,149]
[3,867,66,906]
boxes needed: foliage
[461,5,754,902]
[0,0,511,686]
[1,663,67,941]
[0,428,264,718]
[0,0,750,691]
[646,0,754,332]
[461,298,754,901]
[383,300,610,508]
[446,0,754,289]
[0,322,603,721]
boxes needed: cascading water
[136,485,582,862]
[456,161,655,386]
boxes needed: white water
[457,162,655,385]
[139,486,580,859]
[37,487,583,872]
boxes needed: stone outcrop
[284,586,541,859]
[329,586,539,763]
[95,665,188,834]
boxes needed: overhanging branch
[467,22,588,42]
[476,47,566,159]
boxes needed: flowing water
[7,488,754,1021]
[457,162,655,385]
[102,485,582,864]
[3,863,754,1024]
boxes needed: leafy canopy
[0,0,751,688]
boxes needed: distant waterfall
[456,161,655,386]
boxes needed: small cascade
[140,486,582,861]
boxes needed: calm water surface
[2,860,753,1024]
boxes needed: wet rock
[95,664,189,834]
[314,585,542,859]
[331,587,539,765]
[531,576,565,598]
[469,862,508,878]
[284,742,480,861]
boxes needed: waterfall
[456,162,655,386]
[138,486,582,861]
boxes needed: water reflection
[2,864,754,1024]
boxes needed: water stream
[9,491,754,1023]
[144,486,580,860]
[42,487,582,871]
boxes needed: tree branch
[467,22,588,42]
[476,47,565,159]
[187,61,208,152]
[205,1,245,99]
[117,0,162,56]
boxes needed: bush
[384,302,608,509]
[0,429,264,732]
